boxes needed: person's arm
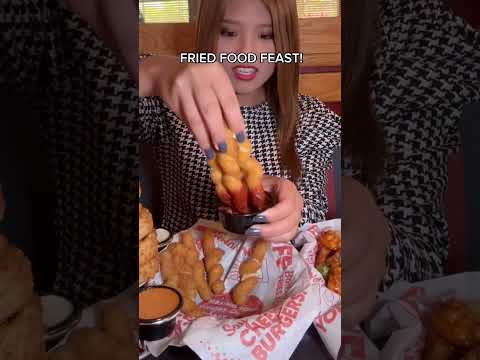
[377,0,480,150]
[65,0,138,81]
[0,1,47,95]
[139,97,169,143]
[373,0,480,285]
[295,98,341,223]
[342,176,391,329]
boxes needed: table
[147,325,333,360]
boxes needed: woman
[342,0,480,328]
[139,0,341,242]
[0,0,138,307]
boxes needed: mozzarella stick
[204,249,224,271]
[201,231,225,295]
[192,260,213,301]
[164,274,179,289]
[207,264,224,286]
[159,251,176,280]
[187,307,208,318]
[252,239,269,259]
[185,248,199,267]
[202,230,215,253]
[179,275,197,313]
[232,277,258,305]
[181,231,196,250]
[211,281,225,294]
[239,258,261,279]
[232,239,268,305]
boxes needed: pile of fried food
[159,229,269,317]
[423,299,480,360]
[159,230,223,318]
[315,230,341,294]
[0,190,48,360]
[208,129,268,214]
[49,301,137,360]
[139,186,159,285]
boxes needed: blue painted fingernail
[204,148,215,160]
[236,131,245,143]
[245,227,262,237]
[252,214,267,223]
[218,142,228,153]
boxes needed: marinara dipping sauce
[139,286,182,342]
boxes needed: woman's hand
[139,55,245,154]
[342,176,391,330]
[245,176,303,243]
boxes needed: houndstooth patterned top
[0,1,138,307]
[345,0,480,288]
[140,95,341,235]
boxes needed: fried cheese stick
[232,239,268,305]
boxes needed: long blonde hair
[196,0,301,181]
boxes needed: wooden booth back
[139,17,340,102]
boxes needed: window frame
[139,0,339,23]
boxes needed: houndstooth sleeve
[296,96,341,224]
[376,0,480,151]
[375,0,480,287]
[139,96,168,143]
[0,1,48,95]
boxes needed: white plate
[156,228,170,244]
[41,295,81,352]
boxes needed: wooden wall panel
[139,23,195,56]
[139,18,341,102]
[299,17,340,67]
[299,72,340,102]
[139,18,340,67]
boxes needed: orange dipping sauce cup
[138,286,183,342]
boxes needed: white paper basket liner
[144,219,342,360]
[339,272,480,360]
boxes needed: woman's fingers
[264,228,299,243]
[259,178,303,223]
[190,63,246,149]
[140,59,246,150]
[214,80,245,138]
[140,55,179,98]
[192,86,227,150]
[245,177,302,240]
[179,91,211,153]
[251,212,299,238]
[259,196,293,224]
[260,175,277,192]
